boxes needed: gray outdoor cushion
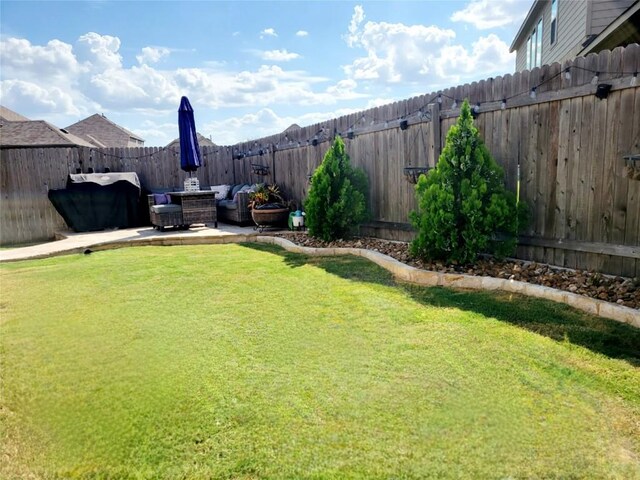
[230,183,249,199]
[150,204,182,214]
[217,200,237,210]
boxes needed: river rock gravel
[277,232,640,310]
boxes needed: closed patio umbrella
[178,96,202,177]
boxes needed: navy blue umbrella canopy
[178,96,202,175]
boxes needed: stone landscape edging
[2,232,638,327]
[258,236,640,328]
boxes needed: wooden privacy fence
[1,45,639,277]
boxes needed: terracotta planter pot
[251,207,289,232]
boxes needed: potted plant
[248,184,290,231]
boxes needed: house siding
[515,0,590,71]
[545,0,589,65]
[589,0,636,32]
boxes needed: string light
[160,64,633,162]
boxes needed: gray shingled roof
[0,120,96,148]
[0,105,30,122]
[283,123,301,132]
[65,113,144,147]
[166,132,217,148]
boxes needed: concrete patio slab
[0,224,262,262]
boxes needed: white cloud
[202,107,363,145]
[295,30,309,37]
[343,5,515,85]
[173,64,358,109]
[259,49,301,62]
[435,34,515,83]
[0,37,84,84]
[134,120,178,146]
[260,28,278,38]
[0,79,84,116]
[366,97,397,108]
[0,32,370,145]
[346,5,365,47]
[136,46,170,65]
[75,32,122,70]
[450,0,528,29]
[89,64,182,108]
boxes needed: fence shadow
[242,242,395,286]
[242,242,640,366]
[401,284,640,367]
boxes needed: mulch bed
[277,233,640,310]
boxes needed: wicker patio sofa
[214,183,252,225]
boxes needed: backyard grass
[1,243,639,479]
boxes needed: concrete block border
[2,231,637,327]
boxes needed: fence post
[428,102,441,166]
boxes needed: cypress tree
[305,136,368,241]
[410,100,521,264]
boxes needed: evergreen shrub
[410,99,523,264]
[305,136,369,241]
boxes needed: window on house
[550,0,558,45]
[535,18,543,66]
[526,18,543,70]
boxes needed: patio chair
[147,193,185,230]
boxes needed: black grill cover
[48,173,144,232]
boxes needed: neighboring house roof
[510,0,545,53]
[0,105,30,122]
[284,124,301,133]
[577,1,640,56]
[0,120,96,148]
[65,113,144,147]
[166,132,217,148]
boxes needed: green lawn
[1,244,639,479]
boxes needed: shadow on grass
[242,242,640,366]
[243,242,396,286]
[402,285,640,366]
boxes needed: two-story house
[0,105,95,149]
[510,0,639,72]
[65,113,145,148]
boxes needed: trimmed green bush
[410,100,521,264]
[305,136,369,241]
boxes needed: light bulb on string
[451,99,458,109]
[501,99,507,110]
[530,87,537,99]
[564,67,571,81]
[591,72,599,85]
[437,94,443,104]
[632,72,638,87]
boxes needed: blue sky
[1,1,532,146]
